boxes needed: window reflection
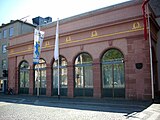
[53,56,67,88]
[35,59,46,89]
[75,53,93,88]
[102,49,124,89]
[19,61,30,94]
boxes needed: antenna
[20,15,30,22]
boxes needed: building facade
[0,20,35,93]
[8,0,160,100]
[150,0,160,100]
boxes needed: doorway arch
[101,48,125,98]
[34,58,46,95]
[19,61,30,94]
[53,56,68,96]
[74,52,93,97]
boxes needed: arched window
[19,61,30,94]
[53,56,67,96]
[102,49,125,98]
[74,53,93,97]
[34,58,46,95]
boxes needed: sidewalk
[0,93,152,108]
[1,94,160,120]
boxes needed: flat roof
[0,20,36,29]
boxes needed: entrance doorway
[19,61,30,94]
[34,59,46,95]
[0,79,7,93]
[102,49,125,98]
[53,56,68,96]
[0,80,3,92]
[74,53,93,97]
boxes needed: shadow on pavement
[0,94,152,115]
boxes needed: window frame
[0,31,2,39]
[74,53,93,88]
[53,56,68,88]
[9,27,14,37]
[3,29,7,39]
[2,44,7,53]
[2,59,7,69]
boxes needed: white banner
[33,29,45,64]
[54,19,59,61]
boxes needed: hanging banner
[54,19,59,61]
[33,29,45,64]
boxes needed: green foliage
[102,49,123,62]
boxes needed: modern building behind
[7,0,160,100]
[0,20,36,93]
[32,16,52,26]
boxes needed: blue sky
[0,0,130,25]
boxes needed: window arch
[19,61,30,94]
[102,48,124,62]
[34,58,46,95]
[74,52,93,97]
[35,59,46,69]
[101,48,125,98]
[53,56,68,96]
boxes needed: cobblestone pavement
[0,94,159,120]
[127,104,160,120]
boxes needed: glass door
[34,59,46,95]
[53,56,68,96]
[19,61,29,94]
[102,49,125,98]
[19,70,29,94]
[35,69,46,95]
[0,80,3,92]
[102,62,125,98]
[74,53,93,97]
[113,63,125,97]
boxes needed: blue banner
[33,29,44,64]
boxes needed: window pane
[53,56,68,88]
[74,53,93,88]
[114,64,125,88]
[53,68,68,88]
[34,59,46,89]
[0,80,2,91]
[35,70,46,88]
[9,27,14,37]
[84,66,93,88]
[102,49,123,62]
[20,61,29,88]
[61,68,67,88]
[25,71,29,87]
[102,64,113,88]
[35,70,38,88]
[35,59,46,68]
[34,59,46,88]
[75,53,92,65]
[2,59,7,69]
[20,71,24,87]
[20,61,30,69]
[40,70,46,88]
[2,45,7,53]
[3,29,7,38]
[53,68,58,88]
[0,32,2,39]
[75,66,93,88]
[53,56,67,67]
[75,66,84,88]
